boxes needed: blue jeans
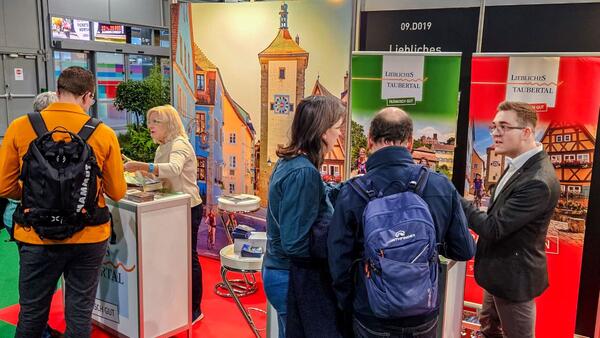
[353,316,438,338]
[15,241,107,338]
[263,266,290,338]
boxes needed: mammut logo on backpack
[350,165,439,319]
[76,163,92,212]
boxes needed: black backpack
[13,112,110,240]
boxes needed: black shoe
[192,310,204,324]
[43,325,64,338]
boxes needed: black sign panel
[483,3,600,52]
[360,7,479,54]
[359,7,480,191]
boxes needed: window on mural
[197,112,206,134]
[197,158,206,181]
[564,134,571,142]
[229,133,236,144]
[279,67,285,79]
[230,156,237,169]
[577,154,590,162]
[229,183,235,194]
[329,165,338,176]
[556,135,563,142]
[196,74,205,91]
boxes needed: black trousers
[191,204,204,314]
[15,241,107,338]
[480,290,536,338]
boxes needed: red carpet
[0,256,267,338]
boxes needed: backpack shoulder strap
[414,165,430,197]
[27,112,48,137]
[78,117,102,142]
[406,165,430,196]
[348,177,377,202]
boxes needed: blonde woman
[124,105,204,322]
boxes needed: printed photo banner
[175,1,353,258]
[464,54,600,338]
[351,52,461,179]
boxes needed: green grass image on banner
[351,54,461,120]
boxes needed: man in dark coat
[461,101,560,338]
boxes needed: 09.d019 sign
[359,7,479,54]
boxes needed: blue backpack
[350,165,439,318]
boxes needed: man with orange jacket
[0,66,126,338]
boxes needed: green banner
[351,54,461,119]
[350,53,461,178]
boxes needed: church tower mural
[257,3,309,205]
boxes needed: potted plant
[114,65,170,162]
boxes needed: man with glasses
[0,66,126,337]
[461,101,560,338]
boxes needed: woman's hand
[121,153,133,162]
[124,161,148,173]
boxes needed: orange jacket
[0,102,127,244]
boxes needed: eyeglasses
[147,119,165,125]
[488,124,526,135]
[85,92,95,105]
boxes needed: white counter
[91,193,192,338]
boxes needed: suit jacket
[461,151,560,302]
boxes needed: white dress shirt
[494,143,543,200]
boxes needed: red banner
[465,55,600,338]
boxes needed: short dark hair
[276,95,345,168]
[497,101,538,129]
[369,107,413,144]
[57,66,95,97]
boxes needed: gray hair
[33,91,58,112]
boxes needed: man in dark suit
[461,101,560,338]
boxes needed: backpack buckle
[365,259,381,277]
[408,180,417,190]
